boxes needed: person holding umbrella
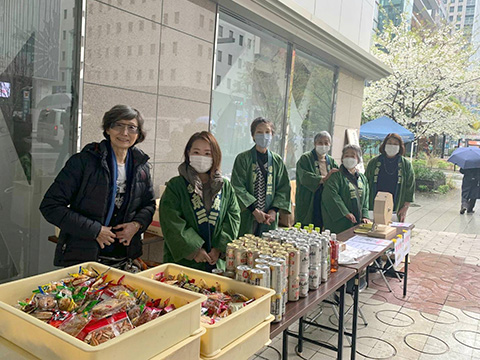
[448,147,480,214]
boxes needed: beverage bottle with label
[330,233,339,272]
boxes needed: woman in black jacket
[40,105,156,267]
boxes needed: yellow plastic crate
[0,262,206,360]
[151,327,205,360]
[138,264,275,357]
[200,315,273,360]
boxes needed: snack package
[58,314,90,337]
[78,312,133,346]
[133,307,162,327]
[90,298,131,318]
[35,294,57,310]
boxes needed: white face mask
[315,145,330,155]
[189,155,213,174]
[342,157,358,170]
[385,144,400,157]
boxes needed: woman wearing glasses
[40,105,156,268]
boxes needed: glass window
[0,0,80,280]
[211,12,288,177]
[457,15,462,21]
[217,50,222,62]
[228,54,232,65]
[284,49,336,178]
[239,35,244,46]
[449,15,454,21]
[218,25,224,37]
[450,6,454,11]
[458,5,463,11]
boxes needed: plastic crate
[151,327,205,360]
[0,262,206,360]
[138,264,275,357]
[200,315,273,360]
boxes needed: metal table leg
[283,329,289,360]
[350,274,360,360]
[337,285,345,360]
[403,253,409,297]
[297,316,305,355]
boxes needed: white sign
[403,229,411,255]
[394,236,404,268]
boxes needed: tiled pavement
[249,187,480,360]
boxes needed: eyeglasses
[110,122,139,134]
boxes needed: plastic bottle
[330,233,339,273]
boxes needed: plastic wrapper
[58,314,90,337]
[35,294,57,310]
[78,312,134,346]
[16,266,179,347]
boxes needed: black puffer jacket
[40,140,156,266]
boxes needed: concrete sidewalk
[407,172,480,234]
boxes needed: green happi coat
[365,155,415,213]
[295,151,339,227]
[160,176,240,270]
[321,170,369,234]
[231,147,291,236]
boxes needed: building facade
[0,0,389,281]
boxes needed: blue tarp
[360,116,415,142]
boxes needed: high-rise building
[376,0,448,31]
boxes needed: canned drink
[255,258,268,266]
[288,249,300,279]
[249,269,267,287]
[299,246,310,274]
[259,254,272,261]
[235,265,251,283]
[271,294,282,323]
[226,245,236,272]
[309,242,321,267]
[309,266,321,290]
[225,271,235,279]
[299,272,309,297]
[321,259,329,283]
[234,247,247,268]
[269,262,283,294]
[246,248,255,268]
[255,264,271,288]
[212,268,224,276]
[288,276,300,302]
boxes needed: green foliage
[436,160,451,170]
[417,185,429,192]
[436,185,450,194]
[413,164,446,182]
[446,176,456,190]
[413,159,427,168]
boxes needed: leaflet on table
[344,235,392,252]
[390,222,412,228]
[339,245,371,264]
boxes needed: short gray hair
[342,144,362,161]
[314,131,332,144]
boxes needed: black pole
[441,134,446,158]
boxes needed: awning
[360,116,414,142]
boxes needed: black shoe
[460,208,466,214]
[467,210,475,214]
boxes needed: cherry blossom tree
[363,15,480,140]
